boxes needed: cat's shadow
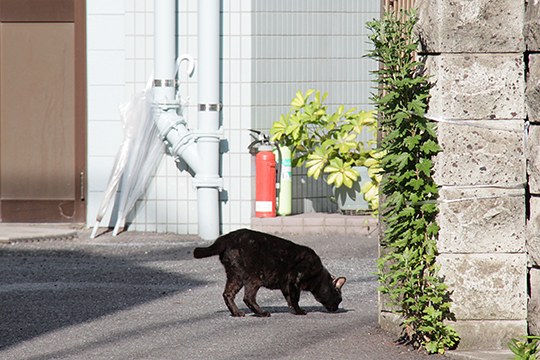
[218,306,351,316]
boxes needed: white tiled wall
[86,0,379,235]
[86,1,127,228]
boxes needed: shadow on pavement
[0,244,206,350]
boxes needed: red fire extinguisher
[255,144,276,217]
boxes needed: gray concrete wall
[380,0,533,351]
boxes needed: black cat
[193,228,346,317]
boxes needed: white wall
[87,0,254,234]
[86,0,129,229]
[86,0,379,235]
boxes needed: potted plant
[270,89,383,212]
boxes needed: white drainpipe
[153,0,222,240]
[195,0,222,240]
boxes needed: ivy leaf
[421,140,442,155]
[416,158,433,177]
[407,178,424,191]
[404,135,421,150]
[396,153,412,171]
[426,222,439,236]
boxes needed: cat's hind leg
[243,283,270,317]
[223,278,245,317]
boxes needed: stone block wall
[527,0,540,337]
[380,0,534,351]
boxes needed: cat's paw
[293,309,307,315]
[231,311,245,317]
[255,311,271,317]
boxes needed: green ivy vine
[366,10,460,354]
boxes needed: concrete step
[0,213,378,244]
[445,350,514,360]
[0,224,78,244]
[251,212,378,236]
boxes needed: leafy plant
[367,10,459,354]
[270,90,382,209]
[509,336,540,360]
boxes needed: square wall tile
[87,15,125,50]
[88,50,125,85]
[87,0,125,15]
[88,121,123,157]
[88,155,116,192]
[87,85,125,120]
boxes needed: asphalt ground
[0,229,444,360]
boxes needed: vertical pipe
[154,0,202,171]
[154,0,176,104]
[196,0,221,240]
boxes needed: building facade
[0,1,380,233]
[86,0,379,234]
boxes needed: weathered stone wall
[380,0,533,351]
[526,0,540,337]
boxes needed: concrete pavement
[0,221,513,359]
[0,225,449,360]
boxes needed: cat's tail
[193,238,226,258]
[193,228,246,258]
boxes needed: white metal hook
[176,54,195,78]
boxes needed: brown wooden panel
[0,0,87,223]
[0,0,74,22]
[0,23,75,200]
[74,0,86,213]
[1,200,76,222]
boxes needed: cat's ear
[333,277,346,290]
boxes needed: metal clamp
[154,79,177,88]
[192,174,223,190]
[199,103,223,112]
[154,102,180,111]
[193,126,224,139]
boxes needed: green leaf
[404,135,421,150]
[305,147,329,180]
[416,159,433,177]
[291,90,305,108]
[324,158,358,188]
[421,140,442,155]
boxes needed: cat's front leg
[281,285,307,315]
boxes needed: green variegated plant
[270,90,382,210]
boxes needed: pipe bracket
[155,102,180,111]
[193,175,223,190]
[154,79,178,88]
[193,126,224,139]
[198,103,223,112]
